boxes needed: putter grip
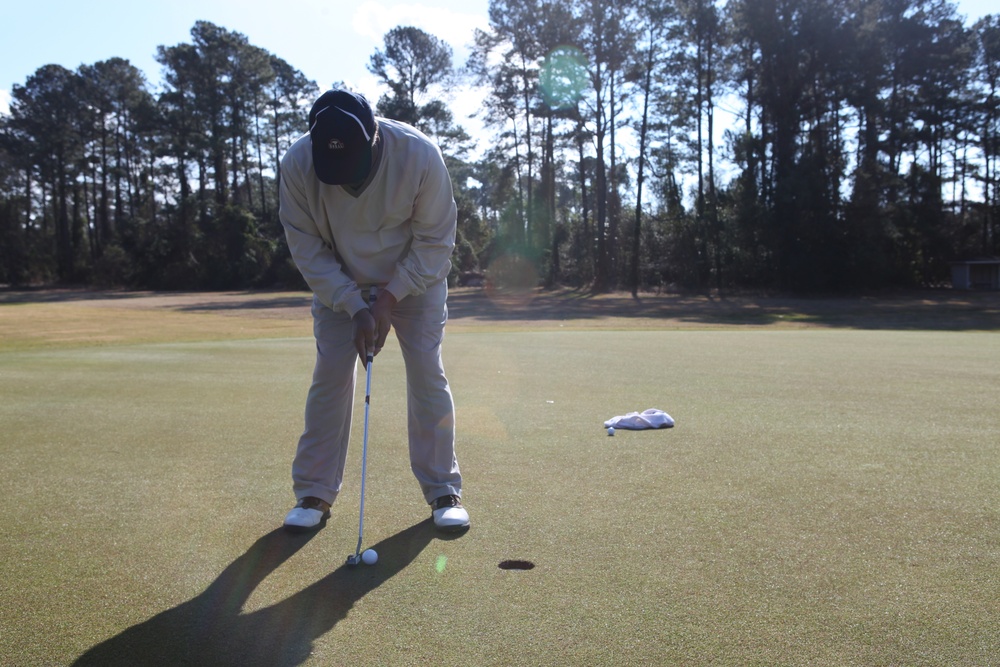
[367,285,377,362]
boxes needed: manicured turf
[1,292,998,665]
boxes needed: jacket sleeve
[384,146,457,301]
[279,154,368,317]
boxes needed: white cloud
[352,1,489,56]
[340,72,383,104]
[0,89,10,116]
[348,1,491,155]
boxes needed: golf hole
[498,559,535,571]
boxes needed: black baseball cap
[308,90,377,185]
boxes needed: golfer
[278,89,468,533]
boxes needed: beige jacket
[279,118,457,317]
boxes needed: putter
[347,286,378,567]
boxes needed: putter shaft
[351,285,378,563]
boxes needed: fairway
[1,290,998,666]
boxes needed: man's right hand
[352,308,376,363]
[370,290,397,356]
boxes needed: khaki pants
[291,280,461,506]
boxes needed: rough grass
[1,288,998,666]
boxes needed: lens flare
[485,253,538,308]
[539,46,588,110]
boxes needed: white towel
[604,409,675,430]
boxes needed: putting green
[1,323,998,665]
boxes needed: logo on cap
[327,139,345,150]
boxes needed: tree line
[1,0,998,294]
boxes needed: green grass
[1,293,998,666]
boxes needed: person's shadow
[73,519,447,666]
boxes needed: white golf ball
[607,427,615,436]
[362,548,378,565]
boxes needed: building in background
[950,259,1000,290]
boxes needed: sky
[0,0,490,118]
[0,0,996,121]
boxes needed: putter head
[346,554,361,566]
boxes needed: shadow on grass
[444,288,1000,331]
[0,287,182,305]
[4,286,999,331]
[73,519,448,667]
[175,296,313,312]
[0,288,311,311]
